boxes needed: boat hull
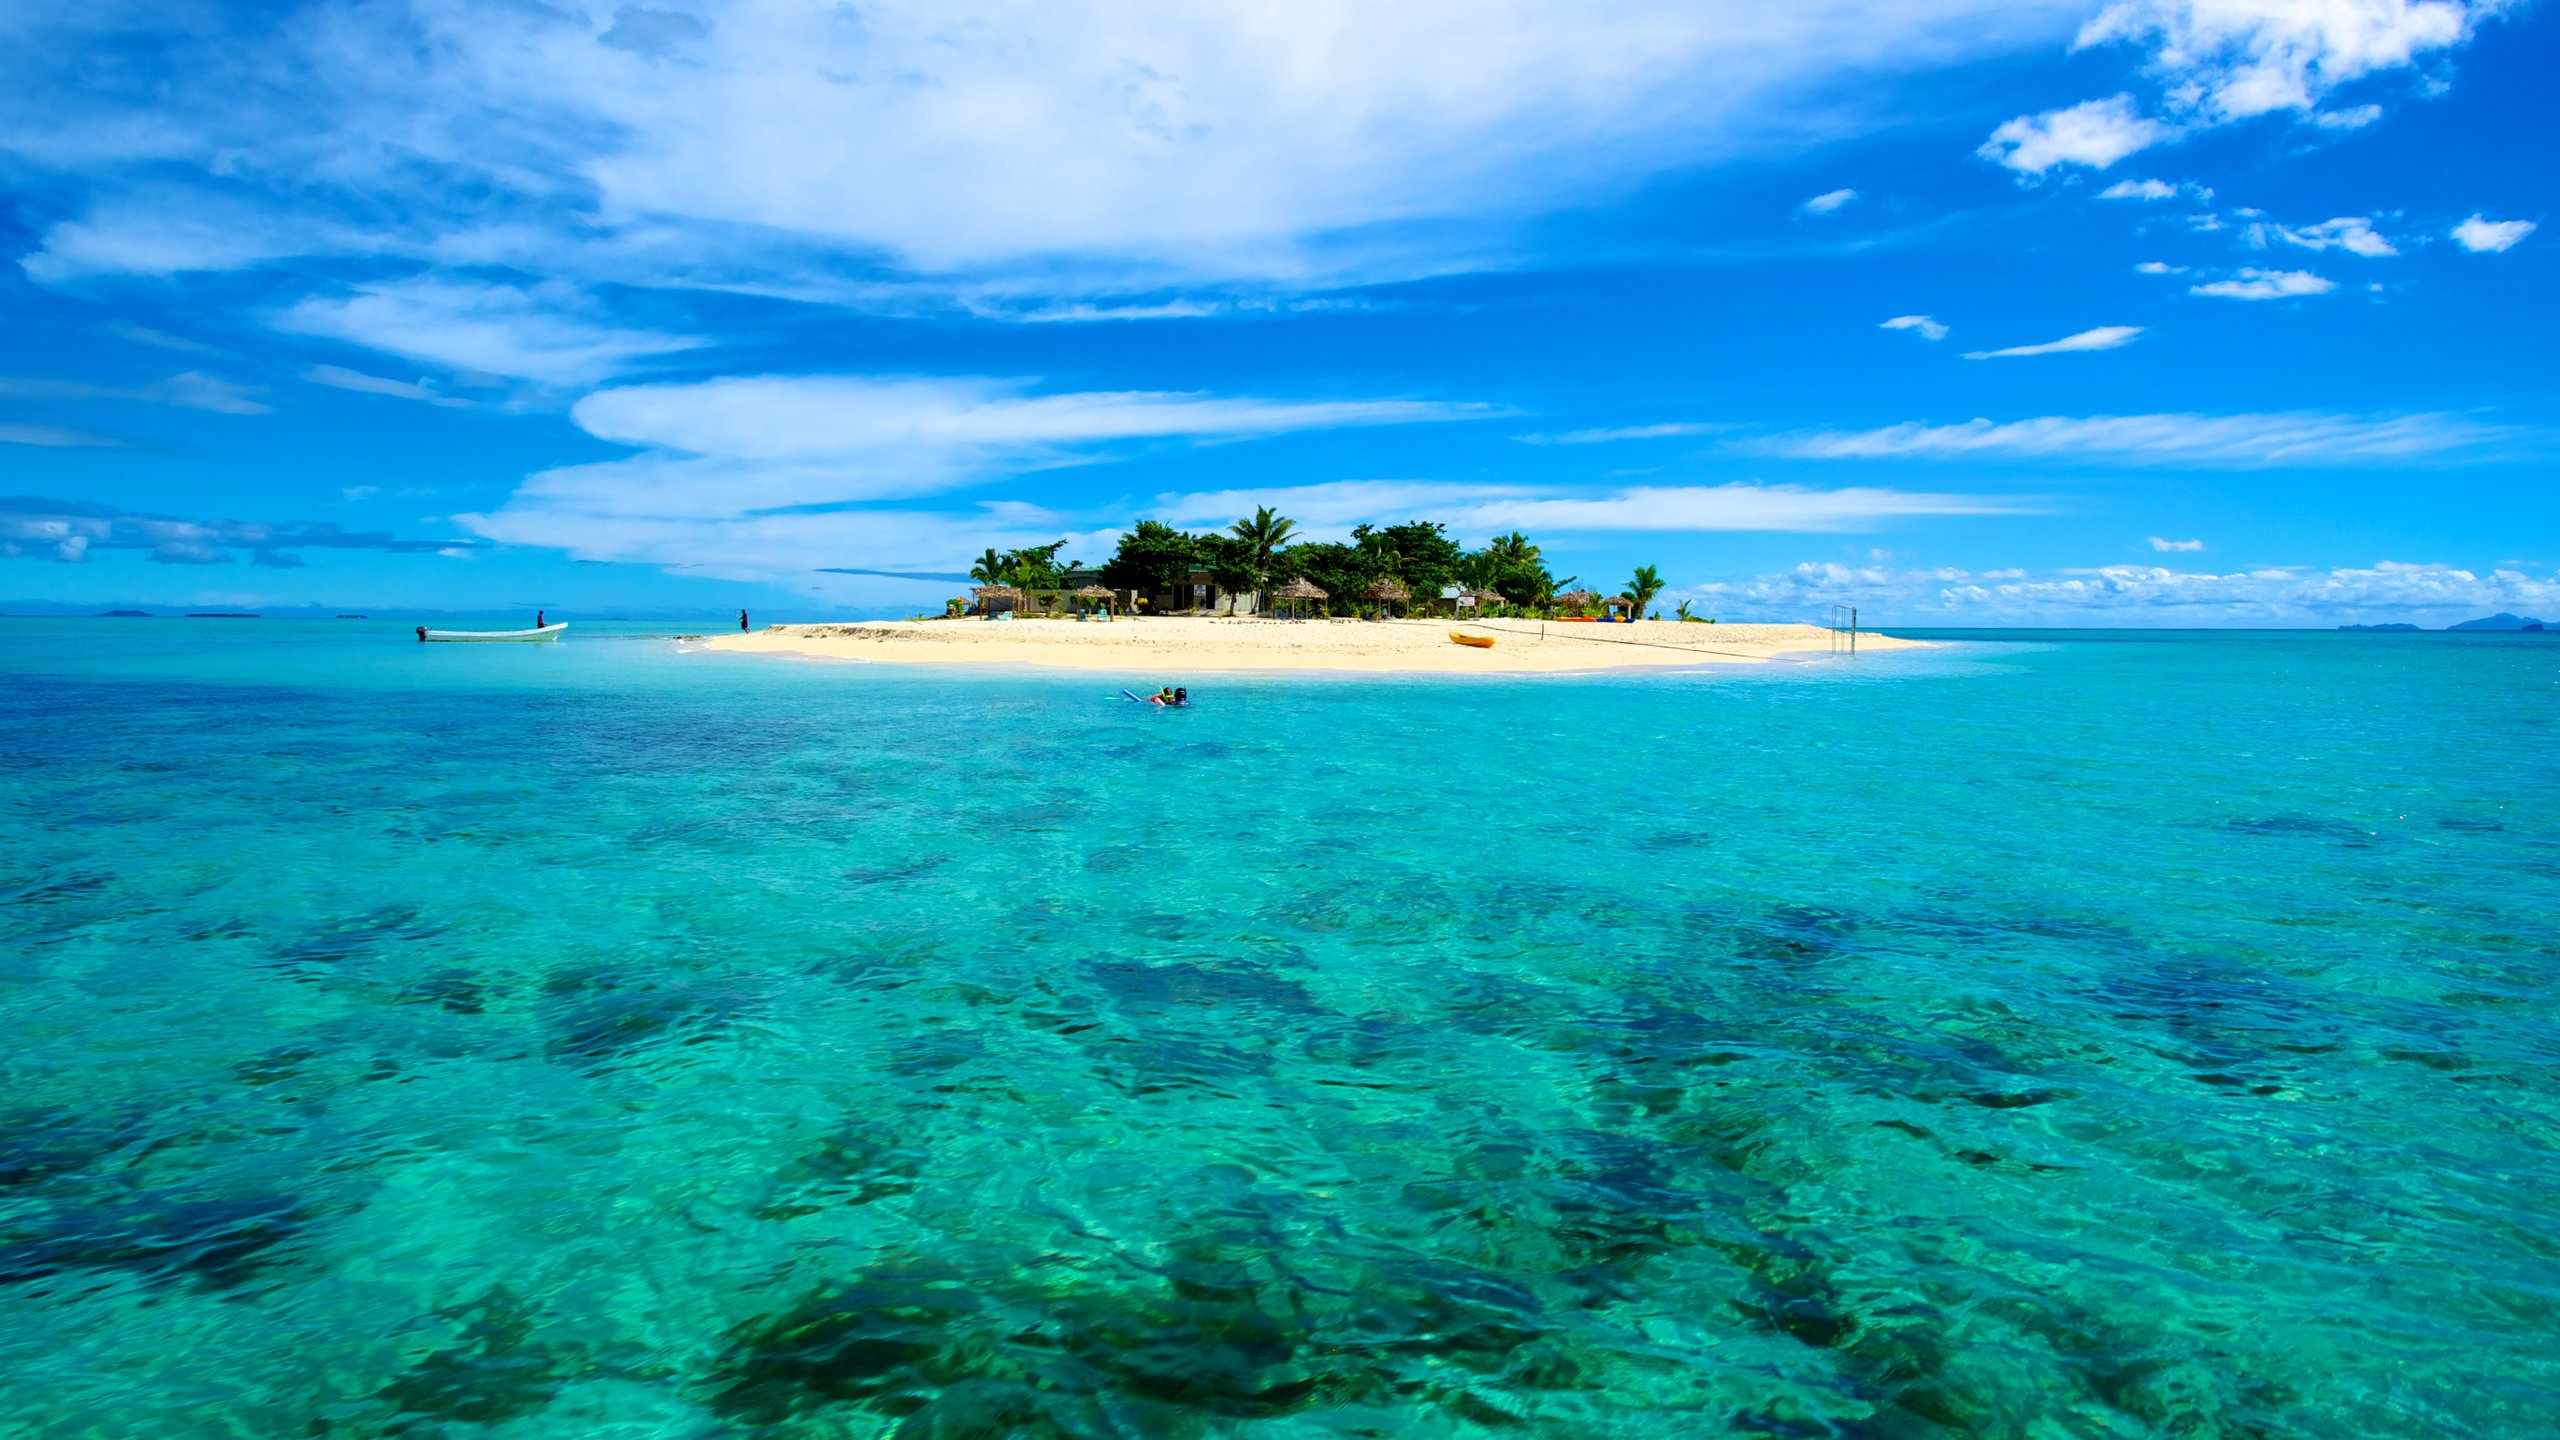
[422,625,567,643]
[1448,631,1496,649]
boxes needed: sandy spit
[693,617,1924,674]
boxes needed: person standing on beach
[740,609,750,632]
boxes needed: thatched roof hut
[971,584,1023,614]
[1274,578,1327,601]
[1362,578,1410,602]
[1467,587,1505,607]
[1555,588,1597,607]
[1072,584,1114,600]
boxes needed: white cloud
[2189,267,2334,299]
[7,0,2100,300]
[1801,188,1858,215]
[281,279,701,387]
[1881,314,1949,341]
[1979,94,2168,173]
[2134,260,2187,273]
[2099,178,2179,199]
[1516,422,1725,444]
[1754,410,2524,466]
[2278,216,2396,256]
[2452,214,2536,252]
[2078,0,2486,122]
[2148,535,2205,551]
[305,364,475,407]
[1963,325,2143,359]
[1972,3,2501,199]
[1696,557,2560,624]
[2313,102,2385,129]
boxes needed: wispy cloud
[1881,314,1949,341]
[2452,214,2536,253]
[1515,422,1726,445]
[1801,188,1859,215]
[461,374,1501,573]
[104,323,222,354]
[304,365,475,408]
[1753,410,2527,466]
[0,496,485,566]
[0,423,124,449]
[1980,95,2167,173]
[1697,557,2560,624]
[1148,480,2035,536]
[1963,325,2142,359]
[0,372,270,415]
[282,279,700,387]
[2189,268,2333,300]
[2148,535,2204,552]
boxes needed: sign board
[1440,585,1465,599]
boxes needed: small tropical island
[706,509,1916,672]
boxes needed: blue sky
[2,0,2551,623]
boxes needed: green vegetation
[1084,511,1672,619]
[969,541,1073,589]
[1627,565,1665,621]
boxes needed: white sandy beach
[695,616,1922,673]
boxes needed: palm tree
[1673,599,1695,622]
[1230,506,1297,569]
[969,548,1007,586]
[1229,506,1297,609]
[1627,565,1665,621]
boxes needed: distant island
[98,609,153,618]
[2339,614,2547,632]
[336,614,369,619]
[185,612,260,619]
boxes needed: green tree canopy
[1000,541,1070,589]
[1099,521,1199,593]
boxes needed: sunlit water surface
[3,619,2556,1438]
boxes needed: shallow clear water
[3,619,2556,1438]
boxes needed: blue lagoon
[2,621,2555,1437]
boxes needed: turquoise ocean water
[2,619,2555,1438]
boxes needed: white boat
[418,623,567,643]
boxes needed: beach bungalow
[1273,577,1328,619]
[1140,568,1259,616]
[1362,578,1410,618]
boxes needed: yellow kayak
[1449,631,1496,649]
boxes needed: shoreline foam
[696,616,1923,674]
